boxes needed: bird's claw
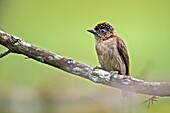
[110,71,119,75]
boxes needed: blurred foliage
[0,0,170,113]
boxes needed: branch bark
[0,30,170,96]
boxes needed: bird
[87,22,130,96]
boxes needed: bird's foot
[141,95,159,108]
[110,71,119,75]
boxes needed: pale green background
[0,0,170,113]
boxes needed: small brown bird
[87,22,130,96]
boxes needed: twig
[0,50,10,58]
[141,96,159,108]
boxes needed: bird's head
[87,22,115,40]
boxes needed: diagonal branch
[0,30,170,96]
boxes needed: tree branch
[0,30,170,96]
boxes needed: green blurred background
[0,0,170,113]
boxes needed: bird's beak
[87,29,102,38]
[87,29,98,35]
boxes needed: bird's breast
[95,39,126,74]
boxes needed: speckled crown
[94,22,114,31]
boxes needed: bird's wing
[117,37,130,75]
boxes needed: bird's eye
[100,29,107,33]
